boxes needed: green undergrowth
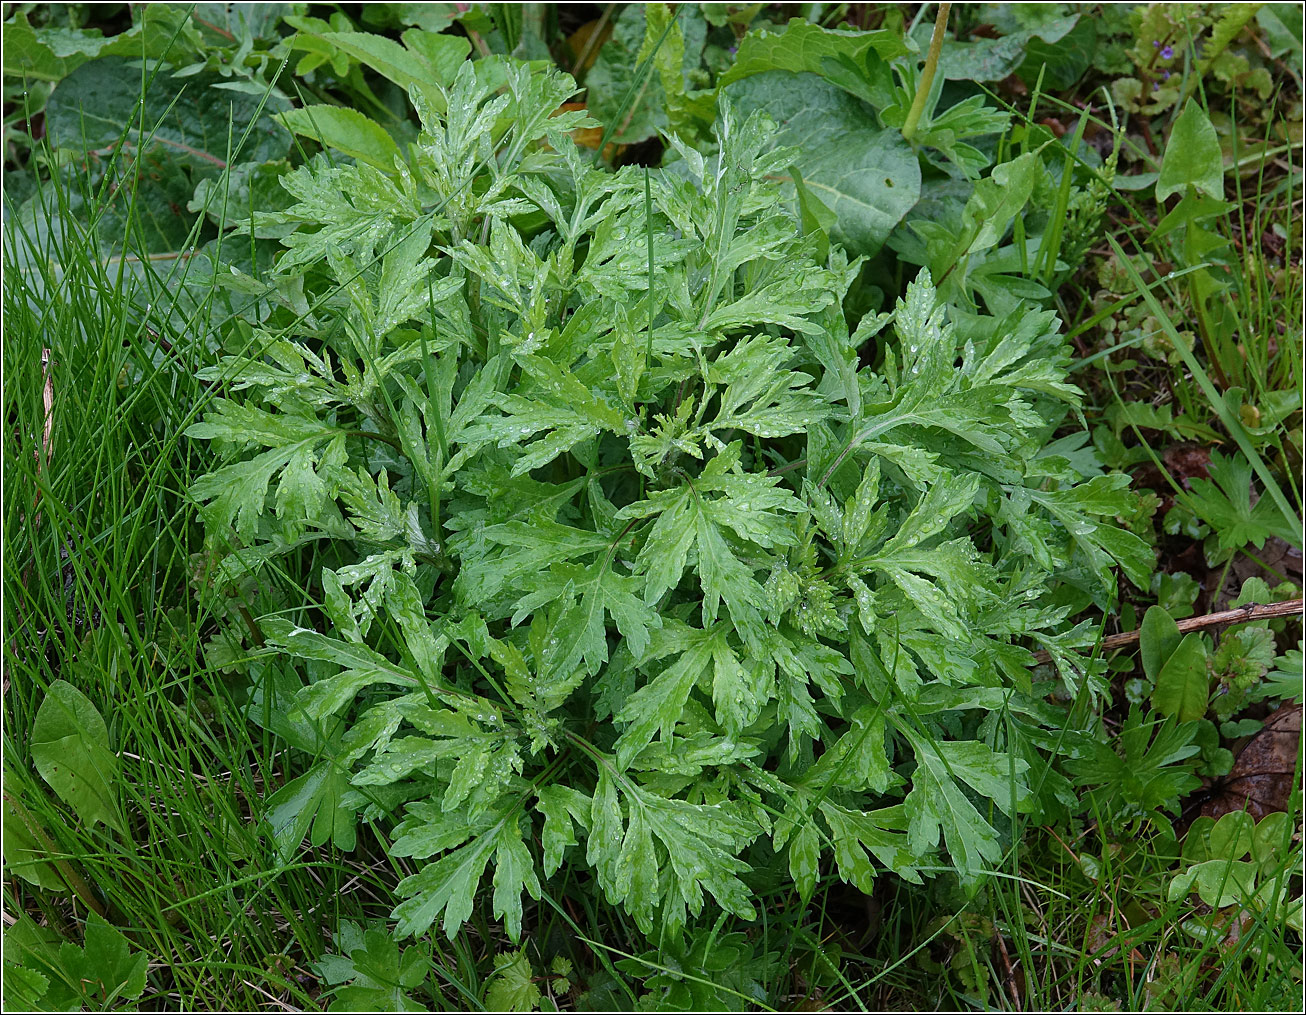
[3,3,1302,1012]
[2,144,346,1010]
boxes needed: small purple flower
[1153,82,1161,91]
[1160,44,1174,60]
[1153,39,1160,47]
[728,45,738,56]
[1163,70,1171,80]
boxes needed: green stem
[901,2,951,144]
[346,429,402,453]
[419,292,449,544]
[237,604,266,649]
[644,168,657,364]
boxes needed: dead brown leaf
[1162,443,1212,489]
[1201,701,1302,821]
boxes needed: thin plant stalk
[901,2,951,143]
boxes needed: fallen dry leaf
[1201,701,1301,822]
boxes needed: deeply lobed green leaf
[186,56,1152,945]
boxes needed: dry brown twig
[1031,598,1304,664]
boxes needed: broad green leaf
[1257,4,1304,59]
[1140,606,1183,684]
[3,16,83,81]
[2,782,68,891]
[791,165,835,265]
[952,151,1042,260]
[798,127,922,256]
[1018,16,1097,89]
[719,18,908,88]
[1157,99,1225,202]
[319,30,468,92]
[31,680,123,833]
[401,29,474,87]
[1152,633,1209,722]
[28,55,286,260]
[934,13,1079,82]
[276,105,403,172]
[1208,810,1256,862]
[727,71,920,255]
[1251,811,1292,871]
[584,8,664,141]
[1168,859,1261,909]
[45,57,289,169]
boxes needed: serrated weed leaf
[313,921,433,1012]
[55,914,148,1009]
[185,57,1151,945]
